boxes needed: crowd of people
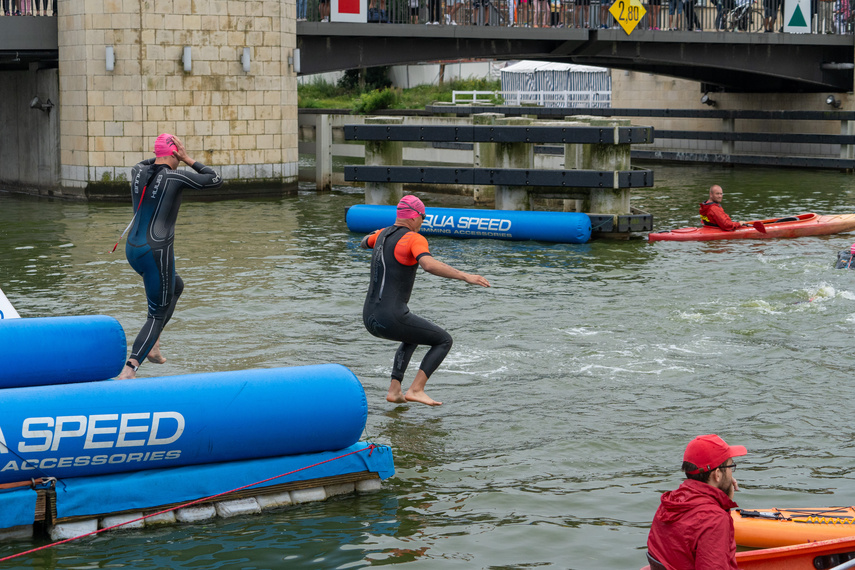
[302,0,851,33]
[1,0,54,16]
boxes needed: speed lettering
[424,213,512,233]
[11,412,185,453]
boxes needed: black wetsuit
[125,158,222,364]
[363,226,453,381]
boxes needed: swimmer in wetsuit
[117,133,223,380]
[361,195,490,406]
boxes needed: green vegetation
[298,69,501,114]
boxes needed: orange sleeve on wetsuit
[365,230,381,248]
[395,232,431,265]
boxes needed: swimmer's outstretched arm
[419,256,490,287]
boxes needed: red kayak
[648,213,855,242]
[641,534,855,570]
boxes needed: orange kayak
[641,534,855,570]
[648,213,855,241]
[733,507,855,548]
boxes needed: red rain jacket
[647,479,740,570]
[699,201,741,231]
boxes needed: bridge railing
[303,0,853,33]
[452,90,612,108]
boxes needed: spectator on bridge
[599,0,612,27]
[574,0,591,26]
[3,0,19,16]
[647,0,662,28]
[318,0,330,21]
[818,0,835,31]
[19,0,30,14]
[668,0,683,28]
[536,0,550,25]
[517,0,532,26]
[715,0,733,28]
[425,0,440,24]
[297,0,307,20]
[683,0,701,29]
[763,0,781,30]
[550,0,564,26]
[446,0,464,23]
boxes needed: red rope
[0,444,377,562]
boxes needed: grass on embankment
[298,77,501,113]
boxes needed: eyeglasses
[718,462,737,471]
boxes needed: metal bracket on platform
[588,211,654,233]
[344,125,654,145]
[344,166,654,188]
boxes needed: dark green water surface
[2,163,855,569]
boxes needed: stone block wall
[57,0,297,197]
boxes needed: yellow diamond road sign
[609,0,646,34]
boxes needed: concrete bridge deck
[2,16,852,92]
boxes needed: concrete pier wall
[45,0,299,200]
[0,67,60,195]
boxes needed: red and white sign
[332,0,367,22]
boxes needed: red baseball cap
[683,434,747,474]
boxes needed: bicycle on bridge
[718,0,764,31]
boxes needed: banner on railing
[332,0,367,23]
[784,0,810,32]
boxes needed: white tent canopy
[499,60,611,108]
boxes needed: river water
[2,163,855,569]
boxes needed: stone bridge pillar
[56,0,299,199]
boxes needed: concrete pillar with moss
[564,116,632,215]
[476,116,534,211]
[363,116,404,205]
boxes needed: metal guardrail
[343,124,655,143]
[452,90,612,108]
[301,0,855,34]
[426,105,855,121]
[344,166,654,187]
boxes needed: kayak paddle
[753,221,767,234]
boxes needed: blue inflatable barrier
[346,205,592,243]
[0,364,367,484]
[0,316,126,389]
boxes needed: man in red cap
[699,185,745,231]
[647,434,748,570]
[360,194,490,407]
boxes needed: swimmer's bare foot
[387,380,407,404]
[117,360,139,380]
[146,340,167,364]
[405,371,442,406]
[405,389,442,406]
[146,351,166,364]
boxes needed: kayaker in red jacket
[699,185,743,231]
[647,434,748,570]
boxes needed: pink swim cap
[396,195,425,219]
[154,133,176,158]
